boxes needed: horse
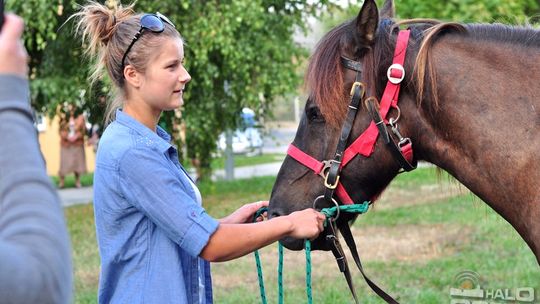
[268,0,540,267]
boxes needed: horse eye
[306,106,325,123]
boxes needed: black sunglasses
[121,12,175,71]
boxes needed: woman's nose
[180,67,191,83]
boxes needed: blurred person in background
[58,103,87,188]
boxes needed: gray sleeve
[0,75,73,304]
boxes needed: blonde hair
[70,1,181,123]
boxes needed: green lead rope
[253,208,269,304]
[252,202,370,304]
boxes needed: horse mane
[306,16,540,126]
[409,21,467,108]
[412,21,540,108]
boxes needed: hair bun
[72,1,135,53]
[94,9,118,45]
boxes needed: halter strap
[287,145,355,205]
[342,29,412,166]
[340,57,363,72]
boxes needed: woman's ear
[124,65,141,88]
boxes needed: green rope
[253,207,268,304]
[254,249,267,304]
[278,243,284,304]
[252,201,370,304]
[305,239,312,303]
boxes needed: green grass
[50,173,94,189]
[65,167,539,303]
[209,153,285,169]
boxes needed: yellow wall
[38,116,96,176]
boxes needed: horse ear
[356,0,379,44]
[380,0,395,19]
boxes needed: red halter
[287,30,414,205]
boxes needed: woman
[72,2,325,303]
[58,103,87,188]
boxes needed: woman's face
[138,37,191,113]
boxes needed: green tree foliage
[395,0,540,23]
[323,0,540,30]
[7,0,334,180]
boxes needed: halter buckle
[324,173,340,190]
[349,82,366,97]
[318,160,341,190]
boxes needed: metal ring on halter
[312,195,340,222]
[388,106,401,125]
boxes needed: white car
[218,127,263,155]
[217,108,263,155]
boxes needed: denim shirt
[93,110,219,303]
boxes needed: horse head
[268,0,425,251]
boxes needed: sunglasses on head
[121,12,176,71]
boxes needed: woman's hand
[202,206,325,262]
[220,201,268,224]
[284,208,326,240]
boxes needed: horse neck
[406,35,540,258]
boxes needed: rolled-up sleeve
[118,147,218,257]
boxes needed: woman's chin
[164,99,183,110]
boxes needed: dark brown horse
[268,0,540,265]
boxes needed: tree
[322,0,540,30]
[7,0,336,180]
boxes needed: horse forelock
[305,22,351,128]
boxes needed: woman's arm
[200,208,325,262]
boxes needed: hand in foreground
[285,208,326,240]
[0,14,28,77]
[220,201,269,224]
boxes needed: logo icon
[454,270,480,290]
[450,270,536,303]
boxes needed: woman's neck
[123,101,161,132]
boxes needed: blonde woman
[72,2,325,303]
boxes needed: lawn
[65,167,539,303]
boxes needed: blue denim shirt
[93,110,219,303]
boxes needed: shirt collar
[115,109,173,153]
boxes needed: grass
[65,167,539,303]
[50,173,94,189]
[209,153,285,169]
